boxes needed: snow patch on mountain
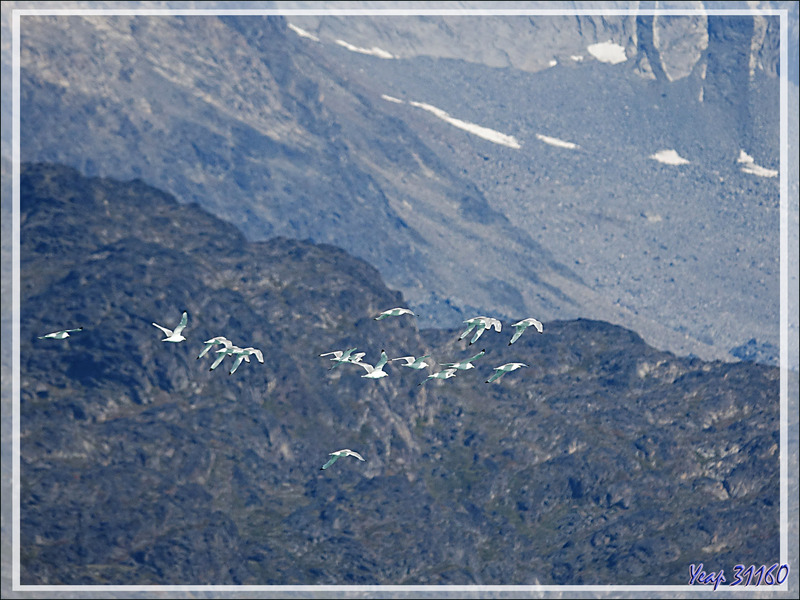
[587,41,628,64]
[335,39,395,59]
[649,149,690,165]
[287,23,319,42]
[536,134,579,150]
[407,101,521,149]
[737,150,778,178]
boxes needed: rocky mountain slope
[18,163,780,585]
[5,3,796,369]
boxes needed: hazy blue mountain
[19,163,779,585]
[6,3,797,369]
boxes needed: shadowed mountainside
[19,163,779,585]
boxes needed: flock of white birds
[37,307,543,471]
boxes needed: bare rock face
[18,164,779,585]
[284,0,790,82]
[5,3,793,371]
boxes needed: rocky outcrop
[18,164,780,584]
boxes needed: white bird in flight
[320,448,366,470]
[152,311,188,343]
[418,368,457,385]
[509,318,543,345]
[374,307,415,320]
[356,349,390,379]
[459,316,502,345]
[486,362,528,383]
[323,348,365,370]
[38,327,83,340]
[440,349,485,370]
[209,344,243,371]
[197,336,232,359]
[229,347,264,375]
[391,354,431,370]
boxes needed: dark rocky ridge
[19,163,779,585]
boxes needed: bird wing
[320,455,340,470]
[391,356,415,365]
[152,323,173,337]
[197,342,215,358]
[509,325,525,345]
[252,349,264,363]
[469,323,487,345]
[209,352,228,370]
[459,322,477,340]
[173,311,188,335]
[468,350,486,362]
[353,361,374,373]
[374,350,389,370]
[320,351,343,359]
[346,450,366,461]
[229,355,245,374]
[486,369,505,383]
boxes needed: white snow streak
[335,39,395,59]
[536,134,579,150]
[287,23,319,42]
[649,149,690,165]
[587,41,628,64]
[738,150,778,178]
[381,94,404,104]
[408,101,521,149]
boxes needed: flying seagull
[441,349,486,370]
[152,311,188,343]
[323,348,364,370]
[486,362,528,383]
[357,350,390,379]
[509,318,543,345]
[459,316,502,345]
[38,327,83,340]
[229,347,264,375]
[391,354,431,370]
[197,336,232,359]
[418,368,457,385]
[209,344,243,371]
[374,307,415,320]
[320,448,366,470]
